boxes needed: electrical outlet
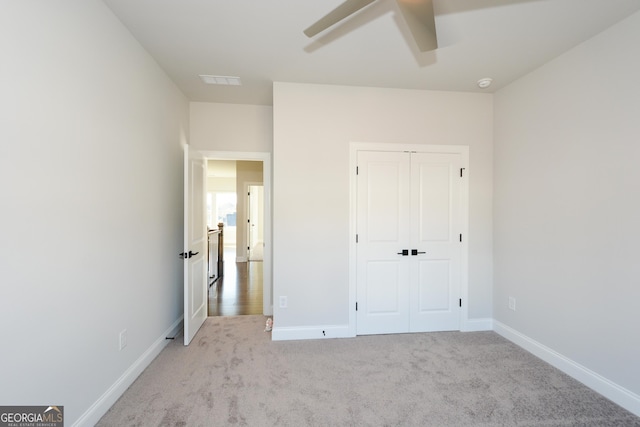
[279,296,288,308]
[508,297,516,311]
[119,329,127,350]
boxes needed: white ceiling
[103,0,640,106]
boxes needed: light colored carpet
[98,316,640,426]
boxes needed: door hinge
[459,234,462,242]
[247,246,250,251]
[356,234,358,243]
[459,298,462,307]
[356,166,359,175]
[460,167,466,177]
[356,302,358,311]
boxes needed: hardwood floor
[208,247,263,316]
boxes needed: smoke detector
[477,78,493,89]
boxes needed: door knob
[188,251,199,258]
[411,249,426,256]
[397,249,409,256]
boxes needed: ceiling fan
[304,0,438,52]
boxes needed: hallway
[208,247,263,316]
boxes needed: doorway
[203,153,272,316]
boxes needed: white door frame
[199,150,273,316]
[349,142,469,336]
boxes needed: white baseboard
[272,318,493,340]
[461,317,493,332]
[73,317,184,427]
[493,320,640,417]
[272,324,352,341]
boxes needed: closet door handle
[188,251,200,258]
[397,249,409,256]
[411,249,426,256]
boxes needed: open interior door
[183,144,207,345]
[247,185,264,261]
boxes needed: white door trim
[198,150,273,316]
[349,142,469,336]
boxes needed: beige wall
[207,176,236,193]
[494,10,640,403]
[190,102,273,152]
[0,1,188,424]
[272,82,493,333]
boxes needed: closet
[355,149,466,335]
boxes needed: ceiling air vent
[199,75,242,86]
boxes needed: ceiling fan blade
[304,0,377,38]
[396,0,437,52]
